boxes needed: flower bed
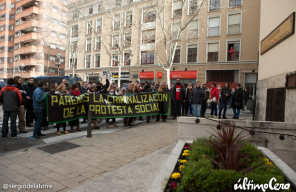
[164,123,294,192]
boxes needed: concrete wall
[258,0,296,81]
[177,117,296,171]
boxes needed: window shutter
[174,1,182,10]
[209,17,219,27]
[188,45,197,49]
[208,43,219,52]
[229,14,241,25]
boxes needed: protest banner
[46,92,170,124]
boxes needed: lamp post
[20,63,25,78]
[56,52,61,76]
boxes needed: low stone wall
[178,117,296,171]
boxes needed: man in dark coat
[95,76,109,93]
[171,79,185,119]
[231,84,244,119]
[14,76,27,133]
[201,82,210,117]
[23,78,36,127]
[80,81,89,94]
[218,83,232,119]
[182,84,190,116]
[190,81,205,117]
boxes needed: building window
[60,34,65,39]
[96,36,101,50]
[112,54,118,66]
[173,0,182,17]
[16,8,20,14]
[86,38,91,51]
[141,51,154,64]
[10,36,13,41]
[125,32,131,46]
[189,0,199,15]
[50,56,56,61]
[85,55,91,68]
[72,12,79,19]
[14,55,19,61]
[187,45,197,62]
[228,13,241,34]
[1,15,4,21]
[14,67,18,73]
[115,0,121,6]
[60,46,65,51]
[208,16,220,36]
[16,20,19,25]
[89,6,93,14]
[124,52,131,65]
[207,42,219,62]
[11,3,15,8]
[96,18,102,33]
[52,19,57,25]
[51,31,57,37]
[173,46,181,63]
[15,44,19,49]
[71,25,78,38]
[98,4,102,12]
[9,47,13,52]
[142,29,155,43]
[114,14,120,30]
[209,0,220,11]
[143,9,156,23]
[188,20,198,38]
[227,41,240,61]
[112,34,119,48]
[50,44,56,49]
[126,0,133,3]
[172,22,181,40]
[126,12,132,26]
[87,21,92,35]
[95,54,100,67]
[0,5,5,10]
[229,0,242,7]
[0,26,4,31]
[53,6,58,13]
[0,47,3,52]
[61,23,66,28]
[0,37,4,42]
[15,32,19,37]
[9,25,14,30]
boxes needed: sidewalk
[0,120,178,192]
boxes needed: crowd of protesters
[0,75,249,140]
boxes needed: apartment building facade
[66,0,260,92]
[0,0,67,80]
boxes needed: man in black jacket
[14,76,27,133]
[218,83,232,119]
[23,78,36,127]
[182,84,190,116]
[80,81,89,94]
[190,82,205,117]
[95,76,109,93]
[171,79,185,119]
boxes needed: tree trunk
[167,69,171,89]
[118,63,122,88]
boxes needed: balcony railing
[16,6,39,19]
[227,51,239,61]
[228,24,240,34]
[208,26,219,36]
[208,52,219,62]
[187,54,197,63]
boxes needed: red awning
[170,71,197,79]
[139,71,154,79]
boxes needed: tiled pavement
[0,121,178,192]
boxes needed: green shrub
[177,138,289,192]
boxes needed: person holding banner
[156,82,169,122]
[123,84,135,127]
[69,84,82,132]
[142,82,152,123]
[95,76,109,94]
[88,85,100,129]
[55,84,70,135]
[106,85,119,128]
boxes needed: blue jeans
[190,103,193,115]
[2,110,18,138]
[233,109,241,118]
[229,99,232,108]
[192,104,201,117]
[219,100,228,117]
[33,108,44,136]
[211,102,217,116]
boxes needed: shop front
[170,70,197,85]
[139,71,154,85]
[111,72,130,85]
[206,70,239,90]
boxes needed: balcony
[16,0,38,8]
[14,46,43,55]
[14,58,45,66]
[15,20,37,31]
[14,33,40,43]
[16,7,39,20]
[227,51,239,61]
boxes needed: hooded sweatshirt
[0,85,22,111]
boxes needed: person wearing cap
[231,84,243,119]
[95,76,109,94]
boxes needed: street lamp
[20,63,25,78]
[56,52,61,76]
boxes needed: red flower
[184,146,190,149]
[170,182,178,190]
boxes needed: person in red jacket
[210,83,219,118]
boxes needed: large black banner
[46,92,170,124]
